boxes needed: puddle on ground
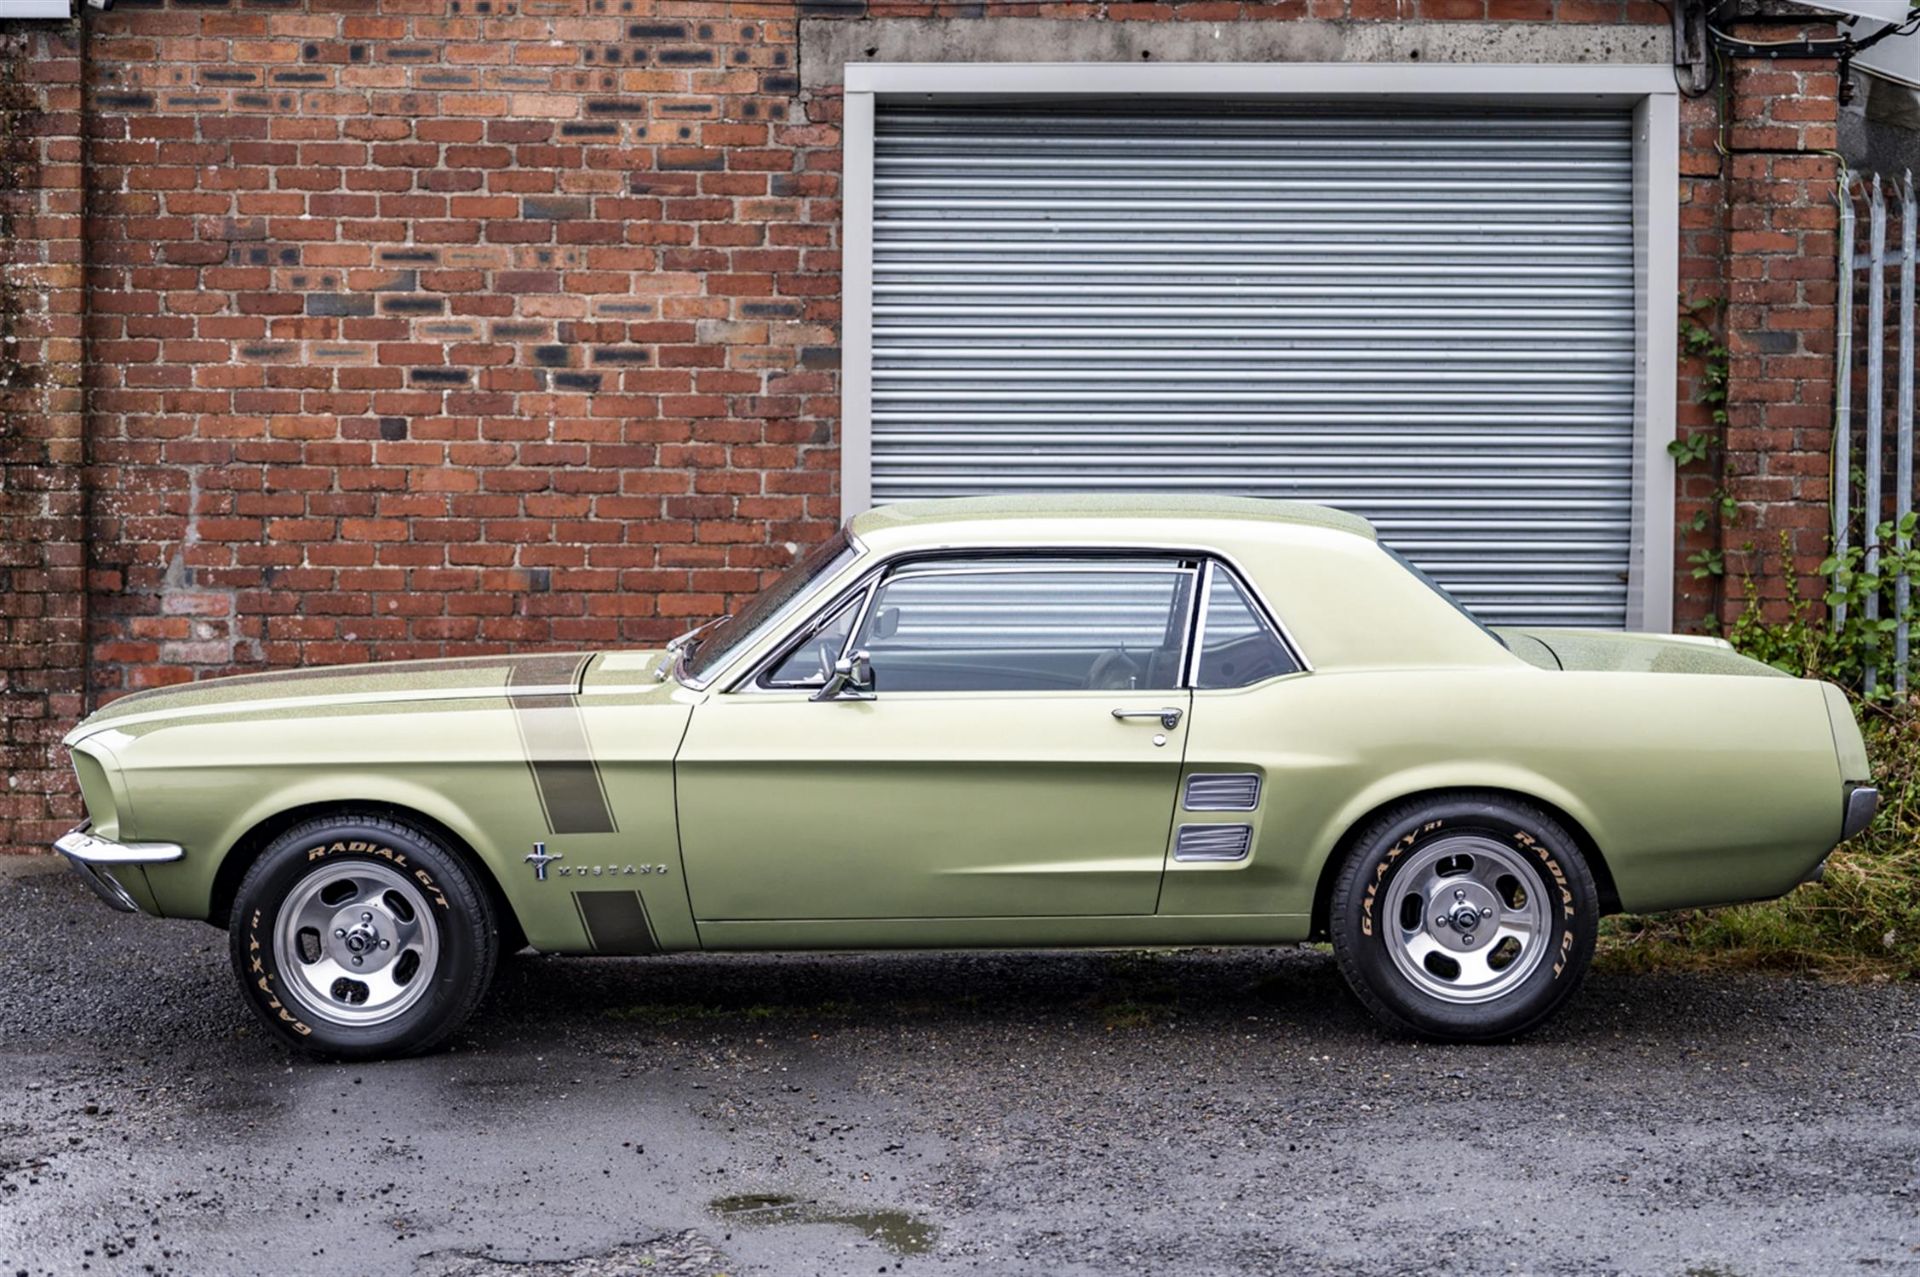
[711,1192,936,1256]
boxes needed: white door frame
[840,62,1679,632]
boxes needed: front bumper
[53,823,182,914]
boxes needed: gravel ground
[2,858,1918,1277]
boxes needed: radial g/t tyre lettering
[1328,792,1598,1041]
[228,813,498,1060]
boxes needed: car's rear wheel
[229,813,498,1060]
[1327,792,1598,1041]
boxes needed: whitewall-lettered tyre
[1328,792,1598,1041]
[228,813,498,1060]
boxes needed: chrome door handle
[1112,707,1183,730]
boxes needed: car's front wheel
[1327,792,1598,1041]
[229,812,498,1059]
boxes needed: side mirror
[810,649,876,702]
[871,606,900,641]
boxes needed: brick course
[0,3,1841,852]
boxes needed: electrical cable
[1708,11,1920,52]
[1650,0,1718,99]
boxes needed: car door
[674,554,1199,921]
[1154,560,1313,920]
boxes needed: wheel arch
[208,799,527,953]
[1306,784,1623,941]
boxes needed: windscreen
[683,529,857,682]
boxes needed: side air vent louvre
[1174,824,1254,863]
[1184,773,1261,811]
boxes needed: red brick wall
[1711,24,1843,623]
[0,3,1840,853]
[73,2,842,705]
[2,28,89,853]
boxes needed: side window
[854,560,1195,693]
[762,590,866,687]
[1193,565,1299,689]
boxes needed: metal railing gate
[1838,172,1919,693]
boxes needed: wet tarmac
[3,858,1918,1276]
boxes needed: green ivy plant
[1679,296,1730,428]
[1671,297,1736,582]
[1668,431,1711,466]
[1728,521,1920,694]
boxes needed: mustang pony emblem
[525,842,666,882]
[525,842,563,881]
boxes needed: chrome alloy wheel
[1384,836,1552,1005]
[273,861,440,1028]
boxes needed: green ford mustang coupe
[55,495,1878,1058]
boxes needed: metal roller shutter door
[869,100,1639,628]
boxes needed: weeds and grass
[1598,840,1920,983]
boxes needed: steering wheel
[816,640,838,683]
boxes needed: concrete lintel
[802,18,1672,91]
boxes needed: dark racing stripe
[508,654,618,835]
[573,890,657,954]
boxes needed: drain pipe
[1835,171,1855,634]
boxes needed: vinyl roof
[849,494,1378,541]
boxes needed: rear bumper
[1841,784,1880,844]
[1803,784,1880,887]
[53,823,182,914]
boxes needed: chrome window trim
[1184,561,1219,690]
[733,569,885,694]
[884,560,1197,579]
[756,586,877,690]
[853,557,1200,696]
[843,570,887,661]
[1187,557,1306,689]
[1168,563,1199,688]
[873,558,1202,687]
[1228,553,1310,674]
[734,551,1200,695]
[715,539,1313,694]
[1183,773,1263,812]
